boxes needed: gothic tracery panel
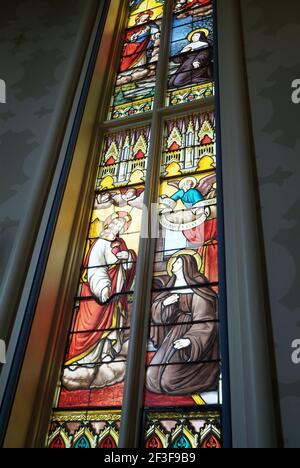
[47,411,121,449]
[144,411,222,449]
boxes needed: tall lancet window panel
[47,0,229,449]
[167,0,214,106]
[143,112,221,450]
[47,126,150,450]
[109,0,165,120]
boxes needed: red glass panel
[49,435,66,449]
[145,434,163,449]
[99,435,117,449]
[201,435,221,449]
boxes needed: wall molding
[217,0,280,448]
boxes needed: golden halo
[188,28,209,42]
[103,211,132,231]
[179,176,197,190]
[167,249,202,277]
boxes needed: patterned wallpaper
[0,0,94,289]
[241,0,300,448]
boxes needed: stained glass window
[47,411,121,449]
[167,0,214,106]
[160,112,216,177]
[47,127,149,440]
[144,411,221,449]
[143,111,221,438]
[47,0,229,449]
[109,0,165,120]
[96,127,150,189]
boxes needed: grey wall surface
[241,0,300,448]
[0,0,95,291]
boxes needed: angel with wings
[159,173,216,214]
[159,173,218,285]
[96,187,145,211]
[174,0,213,18]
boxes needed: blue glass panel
[172,434,192,449]
[74,436,91,449]
[170,17,214,58]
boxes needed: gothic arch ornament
[72,426,96,449]
[47,426,71,449]
[97,423,119,448]
[199,116,214,144]
[105,141,119,165]
[134,134,148,158]
[167,125,182,150]
[170,420,197,449]
[200,422,221,449]
[145,422,168,449]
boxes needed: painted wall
[0,0,96,291]
[241,0,300,448]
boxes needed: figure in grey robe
[169,31,213,88]
[146,254,219,395]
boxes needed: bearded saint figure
[146,252,219,395]
[63,212,136,391]
[119,10,160,72]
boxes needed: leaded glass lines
[47,0,226,450]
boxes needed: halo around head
[167,249,202,277]
[104,211,132,232]
[188,28,210,42]
[137,9,154,20]
[179,176,197,190]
